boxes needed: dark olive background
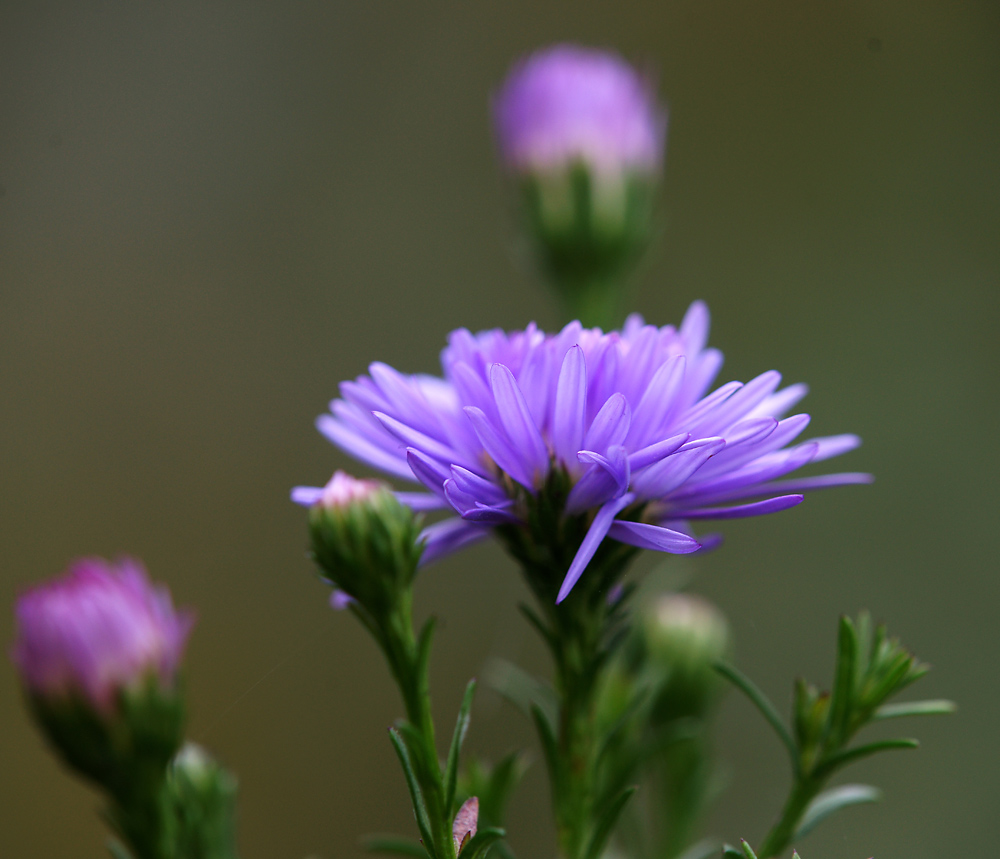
[1,2,997,857]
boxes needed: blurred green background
[1,1,997,857]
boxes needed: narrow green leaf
[722,846,745,859]
[482,751,529,823]
[444,679,477,814]
[817,738,919,776]
[530,704,560,789]
[518,603,557,654]
[364,836,432,858]
[791,852,802,859]
[458,827,506,859]
[715,661,799,772]
[582,785,638,859]
[485,658,558,725]
[416,617,438,692]
[396,720,433,779]
[106,839,134,859]
[388,727,435,852]
[675,839,721,859]
[794,784,882,839]
[827,616,858,744]
[739,839,758,859]
[872,699,956,720]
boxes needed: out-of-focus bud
[642,593,730,721]
[167,743,240,859]
[494,44,666,325]
[453,796,479,855]
[307,471,425,617]
[11,557,191,792]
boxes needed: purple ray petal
[673,441,819,504]
[583,393,631,452]
[556,494,635,603]
[672,380,742,430]
[419,518,490,566]
[448,464,509,506]
[291,486,323,506]
[673,494,804,520]
[607,520,702,554]
[374,411,463,467]
[631,439,726,498]
[565,463,620,514]
[577,445,630,497]
[679,300,710,353]
[406,448,451,496]
[490,363,551,486]
[553,345,588,467]
[464,406,535,490]
[317,414,414,480]
[686,370,782,436]
[330,590,356,610]
[628,432,690,471]
[807,434,862,462]
[395,492,449,511]
[749,382,809,419]
[628,355,686,447]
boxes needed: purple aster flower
[11,557,194,714]
[494,44,666,177]
[294,302,870,603]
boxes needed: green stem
[378,599,456,859]
[756,776,821,859]
[556,275,621,329]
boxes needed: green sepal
[582,785,637,859]
[364,835,432,858]
[457,827,506,859]
[826,616,858,747]
[794,784,881,839]
[444,680,477,815]
[388,727,435,852]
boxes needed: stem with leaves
[716,613,955,859]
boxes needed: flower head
[294,302,870,602]
[495,44,665,177]
[11,558,193,714]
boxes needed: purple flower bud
[11,557,194,715]
[494,44,666,177]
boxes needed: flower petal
[607,520,702,553]
[291,486,323,506]
[490,363,551,486]
[395,492,449,511]
[631,438,726,498]
[317,414,414,480]
[583,392,631,452]
[464,406,535,490]
[418,518,490,566]
[674,494,804,520]
[557,494,634,603]
[553,345,588,467]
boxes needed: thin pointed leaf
[518,603,556,654]
[827,616,858,745]
[722,846,745,859]
[794,784,882,839]
[388,727,435,851]
[739,840,759,859]
[530,704,560,789]
[445,679,477,814]
[486,659,558,726]
[396,720,434,778]
[817,738,919,776]
[791,852,802,859]
[715,661,799,772]
[675,840,721,859]
[481,751,529,824]
[364,836,432,858]
[872,699,956,720]
[107,840,134,859]
[458,827,506,859]
[582,785,638,859]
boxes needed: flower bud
[307,471,425,616]
[494,45,666,322]
[167,743,240,857]
[11,557,192,791]
[642,593,730,720]
[12,557,193,715]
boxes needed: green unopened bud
[307,471,424,617]
[167,743,239,859]
[642,593,731,720]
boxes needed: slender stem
[756,776,821,859]
[377,599,456,859]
